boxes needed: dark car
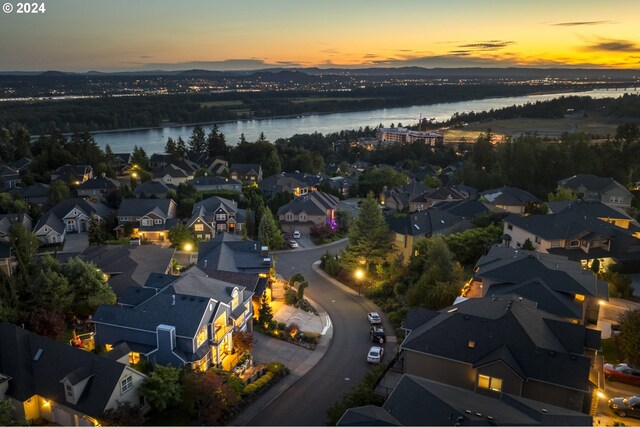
[609,396,640,418]
[604,363,640,386]
[370,325,385,344]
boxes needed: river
[92,87,638,154]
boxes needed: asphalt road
[598,378,640,421]
[247,239,387,426]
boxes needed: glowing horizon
[1,0,639,72]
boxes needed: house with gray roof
[93,267,253,372]
[398,296,600,414]
[259,172,310,198]
[197,232,271,275]
[0,213,32,241]
[155,163,192,185]
[229,163,262,182]
[339,374,592,426]
[51,164,93,184]
[385,208,463,263]
[116,198,178,242]
[76,176,120,202]
[380,182,433,212]
[480,186,541,214]
[502,201,640,273]
[468,246,608,324]
[277,191,339,234]
[188,196,246,239]
[559,174,633,211]
[81,245,176,298]
[17,182,50,206]
[133,179,173,199]
[188,175,242,193]
[0,241,11,276]
[33,198,110,244]
[0,322,147,426]
[0,164,20,190]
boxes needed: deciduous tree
[139,365,182,412]
[618,309,640,366]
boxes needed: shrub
[323,254,342,276]
[284,289,298,305]
[268,319,278,330]
[267,361,289,377]
[277,322,286,330]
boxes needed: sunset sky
[1,0,639,71]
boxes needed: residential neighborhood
[1,117,640,427]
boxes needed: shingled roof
[480,186,541,207]
[385,208,461,236]
[401,296,595,393]
[276,191,338,216]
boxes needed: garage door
[52,405,74,426]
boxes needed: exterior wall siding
[404,351,475,390]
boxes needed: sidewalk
[230,296,332,426]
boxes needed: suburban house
[480,186,542,214]
[410,186,468,212]
[258,172,310,198]
[188,176,242,193]
[431,199,492,224]
[229,163,262,182]
[380,182,433,213]
[116,199,178,242]
[148,153,173,169]
[81,245,176,298]
[93,267,253,371]
[399,296,601,414]
[0,322,147,427]
[386,208,463,263]
[17,183,50,206]
[51,164,94,184]
[277,191,339,235]
[0,213,32,241]
[10,156,32,176]
[187,196,246,239]
[197,232,272,276]
[501,201,640,273]
[33,198,110,244]
[203,157,229,176]
[0,165,20,190]
[76,176,120,202]
[133,179,173,199]
[558,174,633,211]
[326,176,354,198]
[200,269,269,320]
[155,164,192,185]
[466,246,608,324]
[339,374,592,426]
[111,153,131,173]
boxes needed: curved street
[246,239,385,426]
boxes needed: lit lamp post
[184,242,193,265]
[355,269,364,296]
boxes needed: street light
[131,172,138,179]
[355,269,364,296]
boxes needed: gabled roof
[189,176,241,187]
[77,177,120,190]
[158,163,190,179]
[33,211,65,235]
[258,173,308,193]
[193,196,238,215]
[342,374,591,426]
[118,198,174,218]
[277,191,338,216]
[0,322,138,418]
[545,200,635,221]
[34,198,109,232]
[94,288,213,338]
[81,245,176,298]
[201,269,268,296]
[197,232,270,274]
[412,186,467,203]
[229,163,261,175]
[559,174,632,197]
[0,213,31,235]
[385,208,460,236]
[480,186,541,206]
[170,268,253,307]
[18,183,50,198]
[401,296,593,392]
[133,179,172,196]
[52,164,92,179]
[475,246,608,300]
[432,200,491,219]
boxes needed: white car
[293,230,301,239]
[289,240,299,248]
[367,312,381,324]
[367,346,384,364]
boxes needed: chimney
[172,295,176,306]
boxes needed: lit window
[468,340,475,348]
[121,375,133,393]
[216,214,227,221]
[196,325,208,347]
[195,224,204,231]
[478,374,502,392]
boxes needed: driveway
[62,233,89,253]
[599,298,640,325]
[595,379,640,425]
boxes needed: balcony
[212,324,233,343]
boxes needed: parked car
[289,240,299,248]
[609,396,640,418]
[367,312,381,325]
[370,325,385,343]
[367,346,384,364]
[293,230,301,239]
[604,363,640,386]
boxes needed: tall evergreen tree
[342,192,392,271]
[257,207,284,249]
[257,292,273,327]
[206,125,230,158]
[188,126,207,157]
